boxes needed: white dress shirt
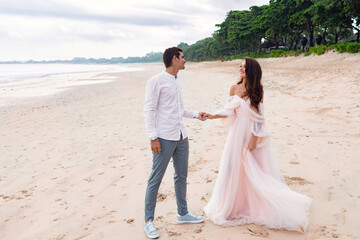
[144,71,198,141]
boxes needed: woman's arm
[204,113,227,120]
[248,96,263,151]
[248,134,258,151]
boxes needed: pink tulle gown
[204,95,312,232]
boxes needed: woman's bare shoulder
[229,84,238,96]
[230,83,246,96]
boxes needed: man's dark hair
[163,47,183,68]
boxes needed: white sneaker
[144,220,159,239]
[177,212,204,224]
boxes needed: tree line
[180,0,360,61]
[1,51,163,64]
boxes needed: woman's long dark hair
[237,57,263,111]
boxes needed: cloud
[202,0,269,10]
[0,1,187,26]
[0,0,270,61]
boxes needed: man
[143,47,205,239]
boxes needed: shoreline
[0,64,146,109]
[0,53,359,239]
[0,63,144,84]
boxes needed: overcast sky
[0,0,269,61]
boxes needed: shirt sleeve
[183,109,199,119]
[143,77,159,139]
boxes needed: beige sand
[0,52,359,239]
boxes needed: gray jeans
[145,137,189,222]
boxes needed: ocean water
[0,64,138,83]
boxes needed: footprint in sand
[328,186,334,201]
[155,216,164,221]
[195,226,203,234]
[289,154,299,164]
[205,177,212,183]
[284,176,313,186]
[332,170,340,177]
[157,193,168,202]
[83,177,94,183]
[19,189,32,198]
[125,218,134,224]
[333,208,347,225]
[247,225,269,237]
[166,230,181,237]
[312,225,340,239]
[332,170,346,182]
[289,160,299,165]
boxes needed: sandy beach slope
[0,52,359,239]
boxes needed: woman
[203,57,311,232]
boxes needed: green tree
[294,0,316,47]
[214,7,266,53]
[177,42,189,50]
[344,0,360,41]
[313,0,353,44]
[260,0,288,49]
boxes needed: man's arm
[143,78,161,153]
[183,109,207,121]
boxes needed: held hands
[198,112,215,121]
[198,112,207,121]
[204,113,215,119]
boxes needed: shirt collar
[162,70,178,80]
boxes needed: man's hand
[198,112,207,121]
[151,139,161,153]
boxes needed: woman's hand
[204,113,214,120]
[248,134,257,151]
